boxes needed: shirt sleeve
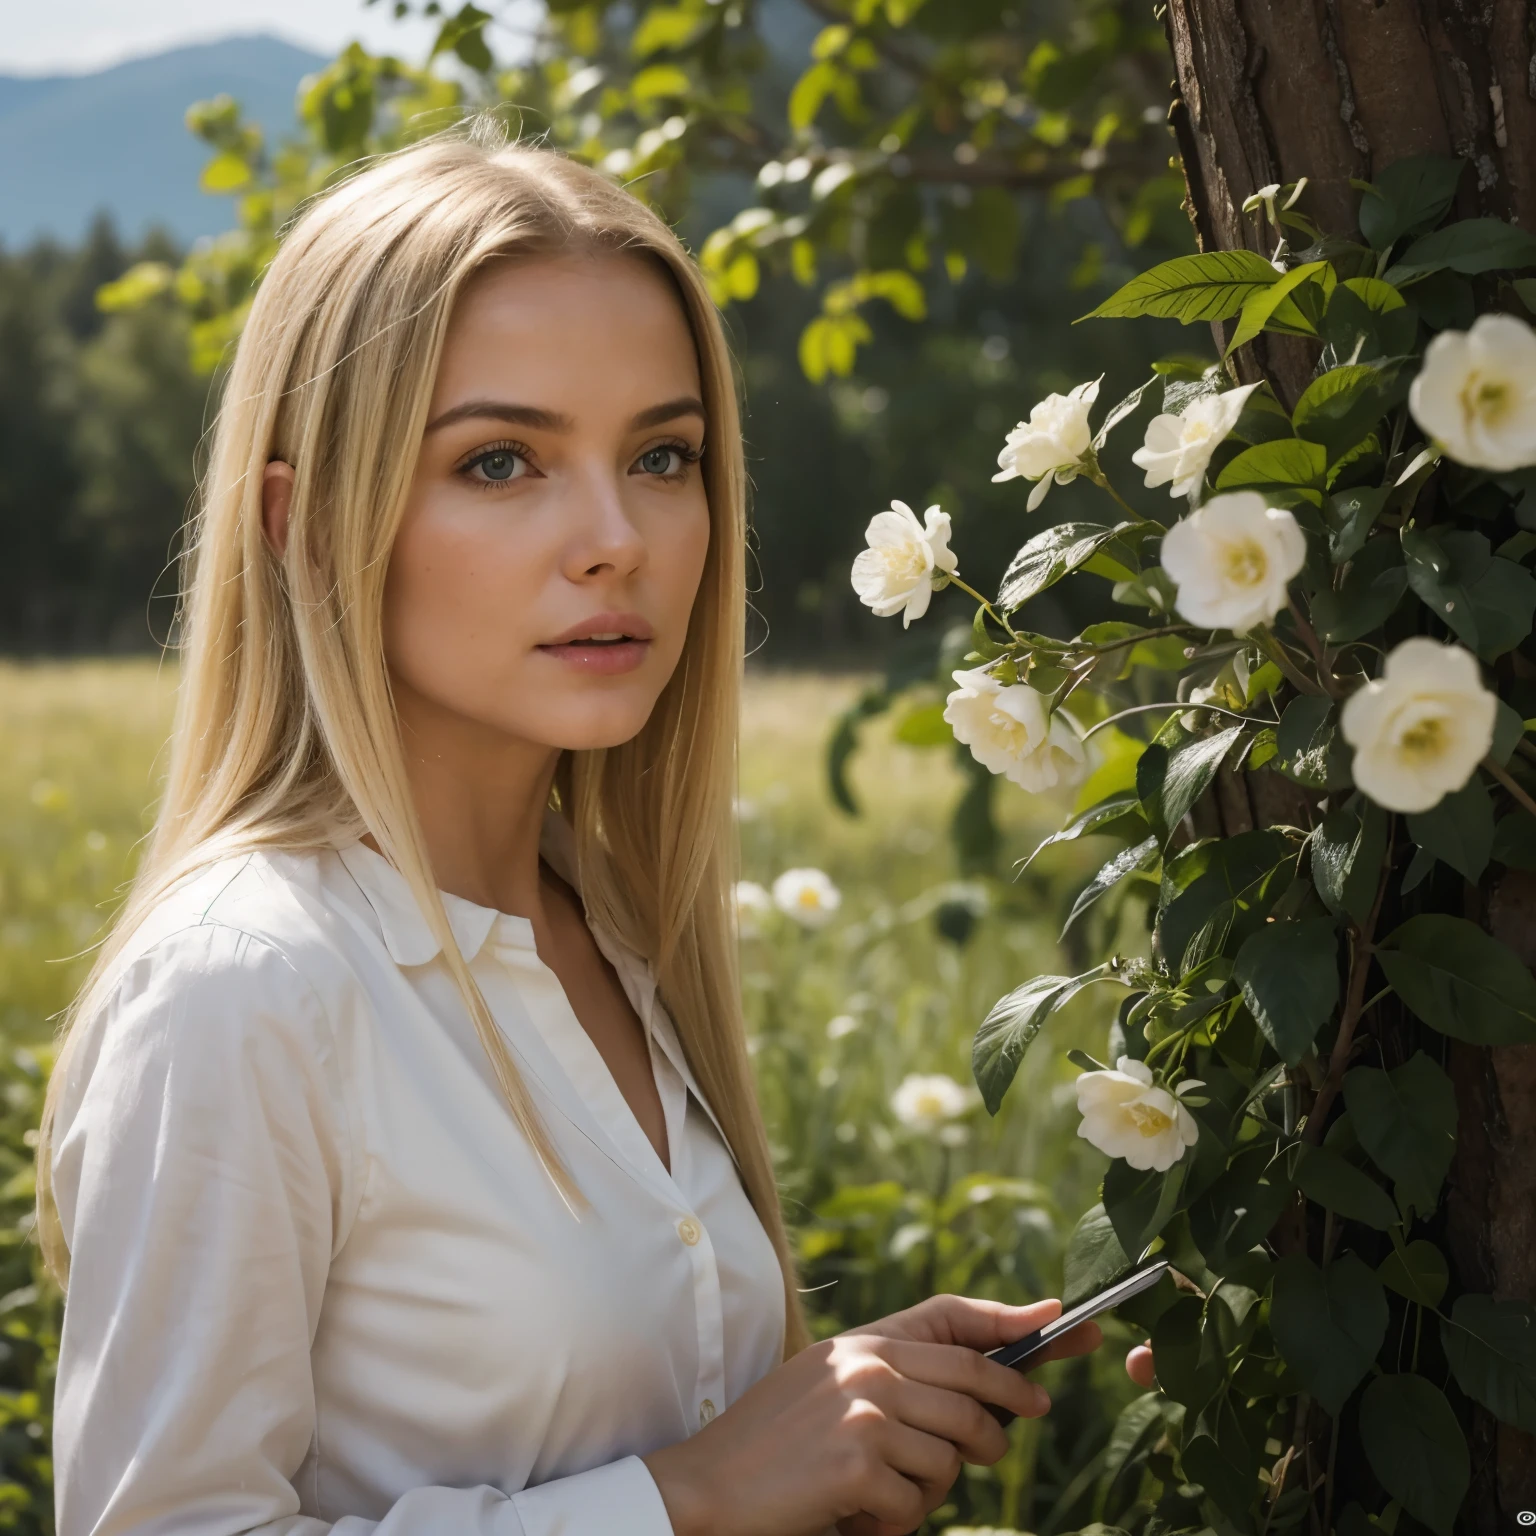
[49,921,675,1536]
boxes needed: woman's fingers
[877,1417,963,1500]
[876,1336,1049,1423]
[1126,1343,1156,1388]
[850,1462,929,1533]
[854,1292,1062,1351]
[889,1378,1011,1465]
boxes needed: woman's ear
[262,460,296,558]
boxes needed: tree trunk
[1163,2,1536,1523]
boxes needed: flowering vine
[845,158,1536,1532]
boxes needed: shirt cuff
[509,1455,674,1536]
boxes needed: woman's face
[382,251,713,755]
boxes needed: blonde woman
[39,123,1152,1536]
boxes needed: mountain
[0,35,328,249]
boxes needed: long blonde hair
[36,120,810,1357]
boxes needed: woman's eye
[466,448,526,484]
[637,446,682,477]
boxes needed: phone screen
[981,1260,1169,1425]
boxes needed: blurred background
[0,2,1204,1528]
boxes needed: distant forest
[0,200,1180,659]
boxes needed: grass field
[0,660,1145,1532]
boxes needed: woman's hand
[641,1293,1114,1536]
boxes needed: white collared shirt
[49,810,787,1535]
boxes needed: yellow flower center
[1462,370,1513,428]
[987,706,1035,755]
[1220,537,1268,589]
[1397,711,1448,762]
[796,887,824,908]
[1125,1100,1175,1138]
[914,1093,946,1118]
[878,544,929,587]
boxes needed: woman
[38,121,1152,1536]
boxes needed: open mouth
[536,630,652,673]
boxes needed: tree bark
[1163,2,1536,1524]
[1165,0,1536,403]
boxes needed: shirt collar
[336,807,584,969]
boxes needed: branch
[1484,755,1536,823]
[1303,853,1390,1146]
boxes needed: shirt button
[677,1216,702,1246]
[698,1398,716,1426]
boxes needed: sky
[0,0,524,75]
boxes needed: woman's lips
[535,638,652,675]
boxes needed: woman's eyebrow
[424,396,706,435]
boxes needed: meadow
[0,661,1151,1533]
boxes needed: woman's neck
[390,678,562,919]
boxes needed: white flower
[1339,637,1497,813]
[943,666,1086,792]
[1131,382,1259,499]
[891,1072,978,1133]
[734,880,772,938]
[850,500,959,627]
[1075,1057,1200,1173]
[771,867,842,927]
[1408,313,1536,472]
[1161,490,1307,634]
[826,1013,861,1040]
[992,377,1101,512]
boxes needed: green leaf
[1405,778,1494,882]
[1021,792,1142,870]
[1225,259,1330,353]
[630,62,692,103]
[1493,810,1536,870]
[1274,695,1351,791]
[1311,799,1388,925]
[1326,485,1389,563]
[1358,154,1465,252]
[1270,1252,1388,1414]
[1490,698,1527,767]
[1322,280,1418,364]
[1292,364,1395,464]
[1187,1145,1292,1268]
[824,685,889,815]
[1083,249,1282,324]
[1099,1392,1166,1497]
[1061,836,1159,936]
[1062,1202,1132,1307]
[1234,918,1341,1065]
[1150,1293,1225,1411]
[1377,914,1536,1044]
[1156,727,1243,847]
[973,964,1122,1113]
[1160,828,1294,974]
[999,522,1127,610]
[1214,436,1328,507]
[1402,526,1536,658]
[1385,216,1536,284]
[890,700,952,747]
[1343,1053,1456,1212]
[1442,1293,1536,1434]
[199,150,253,194]
[1092,375,1158,451]
[1103,1157,1188,1262]
[1313,535,1408,643]
[1295,1143,1400,1228]
[1378,1239,1449,1307]
[1358,1375,1469,1536]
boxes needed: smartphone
[981,1259,1170,1426]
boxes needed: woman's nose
[564,467,647,578]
